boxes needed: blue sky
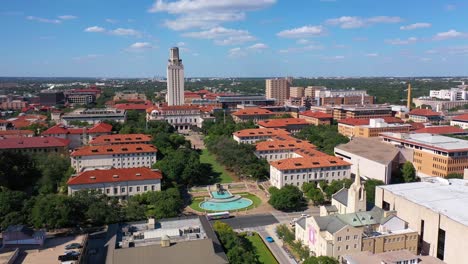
[1,0,467,77]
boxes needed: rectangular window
[106,188,110,194]
[337,237,342,242]
[121,187,125,193]
[144,186,148,191]
[114,188,118,194]
[129,187,133,192]
[346,236,350,241]
[151,185,155,191]
[137,186,140,192]
[437,228,446,260]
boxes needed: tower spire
[355,162,362,187]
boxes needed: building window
[354,235,358,240]
[346,236,350,241]
[437,228,446,260]
[129,187,133,192]
[337,246,341,251]
[345,245,349,250]
[337,237,342,242]
[144,186,148,191]
[114,188,118,194]
[121,187,125,193]
[137,186,140,192]
[151,185,155,191]
[106,188,110,194]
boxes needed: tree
[446,173,463,179]
[31,194,77,229]
[401,161,417,183]
[71,190,122,226]
[0,152,41,193]
[306,188,325,206]
[34,154,73,194]
[0,188,28,229]
[296,125,349,155]
[268,185,306,211]
[364,179,385,205]
[126,188,184,220]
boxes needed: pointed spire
[354,162,362,187]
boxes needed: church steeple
[347,162,367,213]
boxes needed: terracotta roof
[0,130,34,138]
[256,139,317,151]
[114,103,154,111]
[453,114,468,122]
[0,137,70,149]
[88,123,113,133]
[270,156,351,170]
[89,134,152,145]
[338,117,404,126]
[8,114,47,129]
[232,108,274,116]
[300,111,333,119]
[67,167,162,185]
[414,126,465,135]
[233,128,290,138]
[43,123,112,135]
[71,143,157,156]
[409,122,425,131]
[258,118,309,128]
[409,109,440,117]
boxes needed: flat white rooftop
[381,132,468,150]
[379,178,468,226]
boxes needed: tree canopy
[296,125,349,155]
[268,185,307,211]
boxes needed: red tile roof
[88,123,113,133]
[409,122,425,131]
[270,156,351,170]
[71,143,157,156]
[42,123,113,135]
[409,109,440,117]
[300,111,333,119]
[67,167,162,185]
[453,114,468,122]
[0,130,34,138]
[256,139,316,151]
[89,134,152,145]
[338,117,404,126]
[0,137,70,150]
[414,126,465,135]
[8,114,47,129]
[258,118,309,128]
[114,103,154,111]
[232,108,274,117]
[233,128,290,138]
[146,105,201,113]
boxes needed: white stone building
[450,113,468,129]
[61,108,127,125]
[67,167,162,198]
[269,156,351,189]
[166,47,184,106]
[146,105,204,132]
[232,128,291,144]
[70,144,157,172]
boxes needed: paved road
[271,207,320,224]
[258,228,297,264]
[216,213,279,229]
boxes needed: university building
[42,123,113,149]
[298,111,333,126]
[89,134,152,146]
[258,118,310,133]
[375,178,468,264]
[231,108,276,123]
[67,167,162,198]
[296,176,418,261]
[381,132,468,178]
[232,128,291,144]
[70,144,158,172]
[332,105,393,120]
[337,117,409,138]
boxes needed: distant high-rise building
[166,47,184,106]
[265,78,290,105]
[290,87,305,98]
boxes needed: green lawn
[189,192,261,213]
[246,233,279,264]
[200,149,233,183]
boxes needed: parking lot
[18,235,85,264]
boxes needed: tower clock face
[309,225,317,245]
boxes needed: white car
[301,213,310,217]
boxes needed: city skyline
[1,0,468,77]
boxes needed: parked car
[64,251,80,257]
[265,236,274,243]
[301,213,310,217]
[65,243,82,250]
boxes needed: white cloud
[385,37,418,45]
[126,42,155,52]
[58,15,77,20]
[326,16,402,29]
[279,45,324,53]
[149,0,276,30]
[365,53,379,57]
[109,28,141,37]
[277,25,325,38]
[433,29,467,40]
[105,18,118,23]
[400,22,431,30]
[248,43,268,50]
[84,26,106,33]
[228,47,247,57]
[26,16,61,24]
[182,27,255,45]
[164,12,245,31]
